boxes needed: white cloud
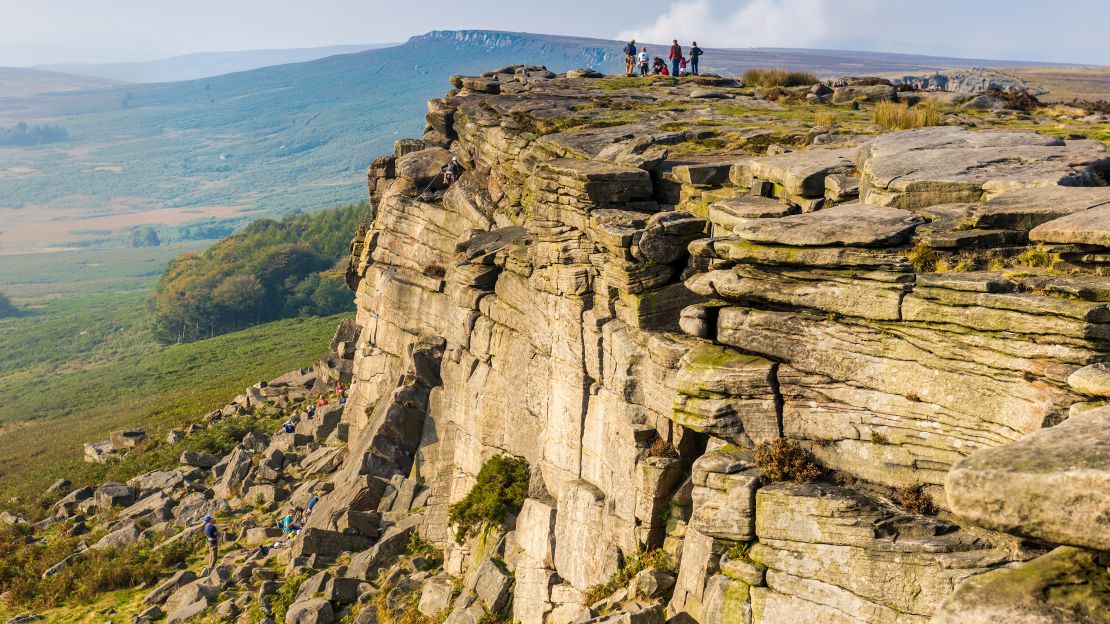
[616,0,843,48]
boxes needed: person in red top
[668,40,682,78]
[316,397,329,408]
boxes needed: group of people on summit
[623,39,703,77]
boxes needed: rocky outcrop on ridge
[340,66,1110,624]
[4,65,1109,624]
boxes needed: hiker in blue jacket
[623,39,638,76]
[203,515,219,571]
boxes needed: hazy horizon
[1,0,1107,68]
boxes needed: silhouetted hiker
[203,515,218,571]
[442,156,461,187]
[689,42,703,75]
[623,40,638,76]
[638,48,650,76]
[669,40,682,77]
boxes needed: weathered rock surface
[732,204,924,247]
[931,547,1110,624]
[29,68,1110,624]
[946,405,1110,551]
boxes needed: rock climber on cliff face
[442,156,461,187]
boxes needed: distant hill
[0,66,117,97]
[0,30,1078,254]
[34,43,395,83]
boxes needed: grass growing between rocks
[270,573,309,623]
[448,455,529,542]
[583,549,673,606]
[741,68,818,88]
[875,101,942,130]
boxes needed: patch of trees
[0,292,18,318]
[0,122,69,147]
[150,202,369,343]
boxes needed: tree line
[150,202,370,343]
[0,122,69,147]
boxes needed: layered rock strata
[334,68,1110,624]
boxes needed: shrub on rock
[753,438,823,483]
[448,455,529,542]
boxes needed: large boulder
[395,147,453,189]
[91,522,141,550]
[83,440,118,463]
[110,428,147,449]
[285,598,335,624]
[1029,203,1110,247]
[174,492,230,525]
[289,528,372,559]
[180,451,220,468]
[831,84,897,103]
[212,447,252,498]
[946,405,1110,551]
[468,558,513,613]
[144,570,198,606]
[94,482,136,509]
[419,574,455,616]
[931,547,1110,624]
[1068,363,1110,397]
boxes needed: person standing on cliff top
[623,40,638,76]
[689,42,703,76]
[637,47,650,77]
[669,40,682,78]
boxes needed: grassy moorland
[0,235,353,504]
[0,291,346,503]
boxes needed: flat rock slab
[1029,204,1110,247]
[708,197,798,231]
[972,185,1110,231]
[746,149,855,197]
[946,405,1110,551]
[856,126,1110,208]
[733,203,924,247]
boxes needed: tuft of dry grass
[875,101,942,130]
[742,67,818,88]
[649,438,680,458]
[893,485,937,515]
[814,110,837,126]
[754,438,823,483]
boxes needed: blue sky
[2,0,1106,66]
